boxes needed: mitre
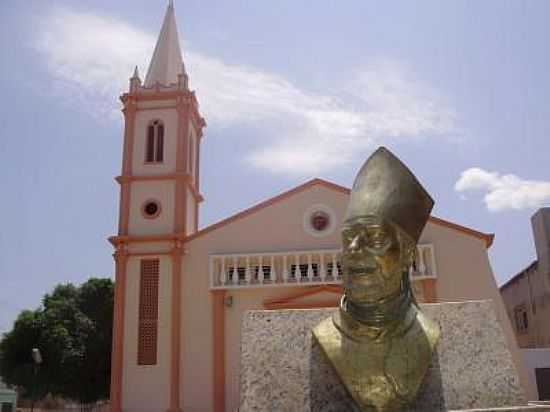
[345,146,434,242]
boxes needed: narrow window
[146,125,155,162]
[138,259,159,365]
[156,124,164,162]
[145,120,164,163]
[514,304,529,334]
[188,132,194,176]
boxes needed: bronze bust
[313,147,440,412]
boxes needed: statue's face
[341,215,412,304]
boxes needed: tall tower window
[188,132,195,178]
[145,120,164,163]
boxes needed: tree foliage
[0,278,114,404]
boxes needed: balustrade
[210,244,436,289]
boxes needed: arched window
[146,120,164,163]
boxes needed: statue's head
[342,147,434,305]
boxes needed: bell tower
[118,2,205,239]
[109,2,205,411]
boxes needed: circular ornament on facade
[311,211,330,231]
[142,199,162,219]
[303,204,336,237]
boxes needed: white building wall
[122,255,172,412]
[180,249,213,412]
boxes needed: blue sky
[1,0,550,333]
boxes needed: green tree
[0,309,52,401]
[0,278,114,405]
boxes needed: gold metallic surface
[313,147,440,412]
[345,147,434,243]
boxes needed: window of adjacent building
[138,259,159,365]
[514,304,529,334]
[145,120,164,163]
[536,368,550,400]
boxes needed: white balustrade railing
[209,244,437,289]
[210,249,342,289]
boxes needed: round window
[142,200,161,219]
[311,211,330,232]
[303,204,336,237]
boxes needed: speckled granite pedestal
[240,300,549,412]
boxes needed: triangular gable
[186,178,347,241]
[186,178,494,248]
[263,285,342,310]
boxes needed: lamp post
[30,348,42,412]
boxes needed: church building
[108,3,531,411]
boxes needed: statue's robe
[312,305,440,412]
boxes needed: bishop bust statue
[313,147,440,412]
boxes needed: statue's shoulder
[384,309,440,403]
[312,315,342,356]
[414,309,440,351]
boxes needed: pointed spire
[177,62,189,90]
[129,65,142,93]
[144,1,184,87]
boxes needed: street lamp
[31,348,42,365]
[30,348,42,412]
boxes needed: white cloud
[34,8,153,118]
[455,168,550,211]
[34,7,457,176]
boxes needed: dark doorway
[535,367,550,400]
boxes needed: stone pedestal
[240,300,549,411]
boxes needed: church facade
[108,4,531,411]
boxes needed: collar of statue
[339,272,417,341]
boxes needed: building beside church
[500,208,550,400]
[108,3,531,411]
[501,208,550,349]
[0,378,16,412]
